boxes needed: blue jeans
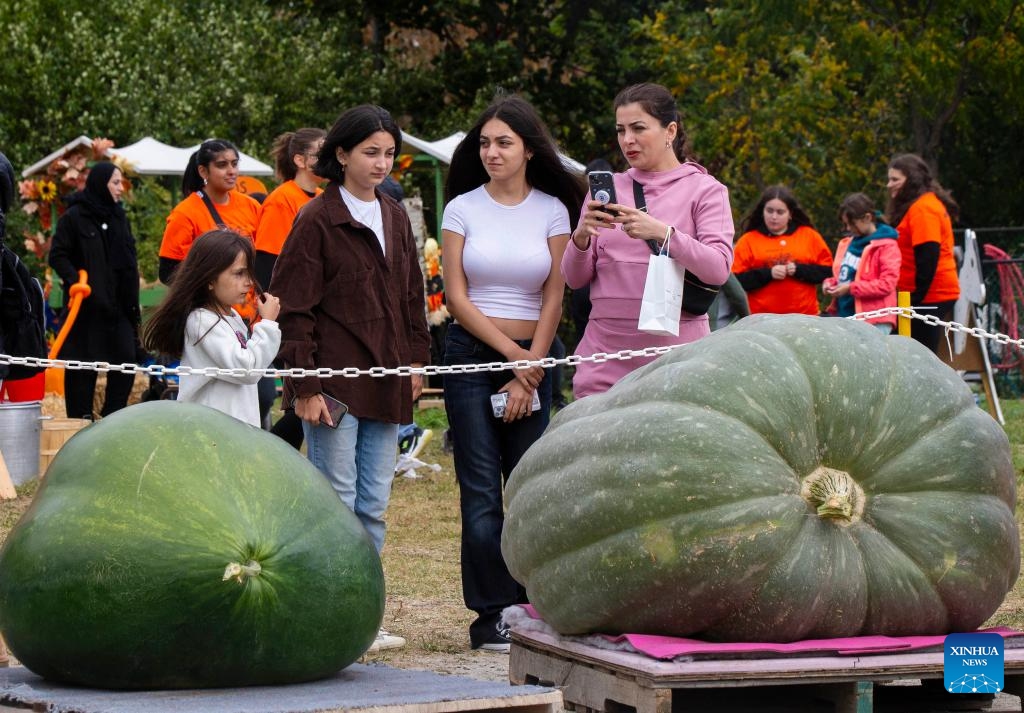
[443,323,551,646]
[304,414,398,553]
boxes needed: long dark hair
[446,94,584,230]
[182,139,240,198]
[886,153,959,227]
[314,105,402,184]
[740,185,815,235]
[613,83,697,164]
[143,230,256,358]
[272,128,326,181]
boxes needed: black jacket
[48,193,141,361]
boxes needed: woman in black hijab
[49,161,141,419]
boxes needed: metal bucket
[0,401,42,485]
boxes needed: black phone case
[321,394,348,428]
[292,394,348,428]
[587,171,617,206]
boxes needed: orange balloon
[234,176,268,197]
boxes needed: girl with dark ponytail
[159,139,261,286]
[254,128,326,290]
[254,127,326,448]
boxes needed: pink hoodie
[562,162,734,397]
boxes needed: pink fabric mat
[518,604,1024,660]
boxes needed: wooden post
[0,450,18,500]
[897,291,911,337]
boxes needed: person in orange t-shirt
[886,153,960,353]
[733,185,833,315]
[159,139,261,286]
[254,128,325,449]
[254,128,325,290]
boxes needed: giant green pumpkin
[502,315,1019,642]
[0,401,384,689]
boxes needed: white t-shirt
[178,308,281,427]
[442,186,570,320]
[340,186,385,255]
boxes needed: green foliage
[125,177,172,283]
[1,0,1021,258]
[0,0,363,166]
[640,0,1024,234]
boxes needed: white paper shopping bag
[638,251,686,336]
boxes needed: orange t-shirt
[732,225,833,315]
[159,191,261,261]
[896,192,959,303]
[160,191,262,320]
[253,180,321,256]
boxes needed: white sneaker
[367,628,406,653]
[395,453,443,479]
[398,427,433,460]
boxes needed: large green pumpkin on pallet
[0,401,384,689]
[502,315,1019,642]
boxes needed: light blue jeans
[304,414,399,553]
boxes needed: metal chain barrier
[0,307,1011,380]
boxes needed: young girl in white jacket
[143,230,280,427]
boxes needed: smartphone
[587,171,618,214]
[320,394,348,428]
[490,391,543,419]
[291,393,348,428]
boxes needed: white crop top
[442,186,570,320]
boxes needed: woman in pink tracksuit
[562,83,734,398]
[823,193,901,332]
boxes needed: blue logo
[944,633,1003,693]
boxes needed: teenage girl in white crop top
[440,95,583,651]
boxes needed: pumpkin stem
[222,560,262,584]
[800,466,865,526]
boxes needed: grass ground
[2,394,1024,682]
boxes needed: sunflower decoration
[38,180,58,202]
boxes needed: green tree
[639,0,1024,231]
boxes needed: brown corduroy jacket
[270,183,430,424]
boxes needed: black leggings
[271,410,305,449]
[64,370,135,420]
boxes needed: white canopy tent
[109,137,273,176]
[22,136,273,177]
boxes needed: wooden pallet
[510,627,1024,713]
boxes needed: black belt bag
[634,180,722,316]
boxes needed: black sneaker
[474,625,511,653]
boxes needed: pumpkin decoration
[502,315,1019,642]
[0,401,384,689]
